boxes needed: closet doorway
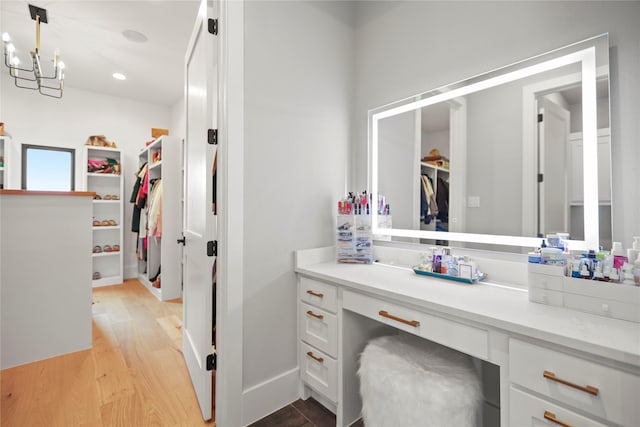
[181,0,218,421]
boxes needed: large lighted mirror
[370,34,611,251]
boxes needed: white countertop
[295,259,640,368]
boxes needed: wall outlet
[468,196,480,208]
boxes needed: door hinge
[208,18,218,35]
[206,353,216,371]
[208,129,218,145]
[538,113,543,123]
[538,173,544,183]
[207,240,217,257]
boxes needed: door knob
[177,236,186,246]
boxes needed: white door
[538,97,570,237]
[182,0,217,421]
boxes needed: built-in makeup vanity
[295,32,639,427]
[295,246,640,427]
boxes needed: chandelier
[2,4,65,99]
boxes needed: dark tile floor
[249,398,364,427]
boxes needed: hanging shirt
[148,179,163,238]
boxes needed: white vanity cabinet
[295,247,640,427]
[509,339,640,427]
[298,277,339,404]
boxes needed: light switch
[468,196,480,208]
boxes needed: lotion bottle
[627,237,640,264]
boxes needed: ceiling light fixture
[2,4,65,99]
[112,73,126,81]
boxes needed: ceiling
[1,0,201,106]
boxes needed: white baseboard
[124,263,138,280]
[242,367,300,426]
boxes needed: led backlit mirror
[370,34,611,251]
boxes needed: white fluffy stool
[358,333,483,427]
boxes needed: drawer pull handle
[544,411,574,427]
[543,370,599,396]
[379,310,420,327]
[306,289,324,298]
[306,310,324,321]
[306,351,324,363]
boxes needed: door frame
[522,71,583,239]
[522,65,608,240]
[215,1,244,426]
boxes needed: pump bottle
[611,242,628,271]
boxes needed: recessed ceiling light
[122,29,148,43]
[112,73,126,81]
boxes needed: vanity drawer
[342,290,488,360]
[300,277,338,313]
[528,286,564,307]
[510,338,640,426]
[300,341,337,403]
[528,272,564,291]
[510,387,607,427]
[299,302,338,357]
[563,292,640,323]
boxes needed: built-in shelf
[87,172,121,178]
[92,251,121,258]
[85,146,123,288]
[136,135,181,301]
[420,161,449,173]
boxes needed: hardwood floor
[1,279,214,427]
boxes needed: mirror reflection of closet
[419,102,451,245]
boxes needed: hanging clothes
[436,177,449,223]
[147,178,163,239]
[130,163,148,232]
[420,174,438,224]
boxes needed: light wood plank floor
[1,279,214,427]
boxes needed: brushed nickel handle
[306,289,324,298]
[543,370,599,396]
[544,411,574,427]
[306,351,324,363]
[379,310,420,327]
[306,310,324,321]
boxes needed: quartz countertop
[296,256,640,368]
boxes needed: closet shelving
[136,136,181,301]
[84,146,124,287]
[420,161,449,232]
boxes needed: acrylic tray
[412,267,486,284]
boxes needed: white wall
[0,74,172,279]
[353,1,640,250]
[241,0,355,422]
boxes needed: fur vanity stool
[358,333,483,427]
